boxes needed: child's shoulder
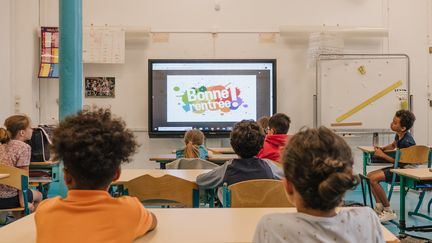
[338,207,379,221]
[35,196,62,212]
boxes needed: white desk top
[357,146,396,153]
[357,145,432,153]
[114,169,210,183]
[391,168,432,180]
[0,208,399,243]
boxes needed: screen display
[149,59,276,137]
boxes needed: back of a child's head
[282,126,357,211]
[0,115,30,144]
[395,109,415,130]
[183,129,205,158]
[230,120,264,158]
[52,108,138,189]
[268,113,290,134]
[257,116,269,133]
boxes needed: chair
[222,179,294,208]
[124,174,199,208]
[387,145,430,201]
[166,158,219,169]
[0,164,30,215]
[359,173,374,208]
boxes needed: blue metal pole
[53,0,83,197]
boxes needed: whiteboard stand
[315,54,410,136]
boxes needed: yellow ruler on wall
[336,80,402,123]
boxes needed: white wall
[0,0,40,124]
[3,0,431,171]
[0,0,12,122]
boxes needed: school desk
[29,161,60,199]
[391,168,432,235]
[0,208,399,243]
[357,146,432,175]
[0,173,10,179]
[150,154,238,169]
[171,147,235,154]
[357,146,395,175]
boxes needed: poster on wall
[38,27,59,78]
[84,77,116,98]
[83,27,125,64]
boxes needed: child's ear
[283,178,294,195]
[112,167,121,182]
[268,128,274,135]
[63,168,73,186]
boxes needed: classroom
[1,0,432,242]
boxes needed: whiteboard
[316,54,410,130]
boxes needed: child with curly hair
[35,108,157,243]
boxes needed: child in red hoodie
[257,113,291,163]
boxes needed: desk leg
[156,160,167,169]
[399,176,406,236]
[362,152,368,176]
[207,189,215,208]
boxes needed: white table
[0,208,399,243]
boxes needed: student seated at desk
[257,113,291,163]
[253,127,384,243]
[176,129,211,160]
[196,120,282,199]
[367,109,416,222]
[0,115,42,215]
[35,108,157,243]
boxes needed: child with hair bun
[253,127,384,243]
[176,129,210,160]
[0,115,42,213]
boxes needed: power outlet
[14,95,21,113]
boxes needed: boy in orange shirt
[35,108,157,243]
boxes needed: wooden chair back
[125,174,199,208]
[166,158,219,169]
[0,164,30,214]
[225,179,294,208]
[398,145,430,164]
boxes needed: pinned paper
[358,65,366,75]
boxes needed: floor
[345,188,432,240]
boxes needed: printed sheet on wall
[38,27,59,78]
